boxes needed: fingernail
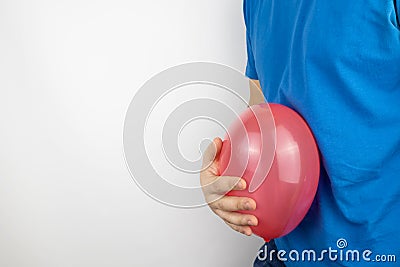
[248,220,254,226]
[245,201,251,210]
[240,180,246,189]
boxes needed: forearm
[248,79,265,106]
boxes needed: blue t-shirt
[244,0,400,266]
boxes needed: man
[201,0,400,266]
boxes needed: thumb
[202,137,223,168]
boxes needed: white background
[0,0,263,266]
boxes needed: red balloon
[218,103,320,241]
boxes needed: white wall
[0,0,263,266]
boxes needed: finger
[201,174,245,195]
[225,221,252,236]
[213,209,258,226]
[205,176,246,195]
[210,196,256,212]
[202,137,223,168]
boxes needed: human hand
[200,137,258,236]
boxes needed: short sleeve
[396,0,400,28]
[244,0,258,80]
[245,33,258,80]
